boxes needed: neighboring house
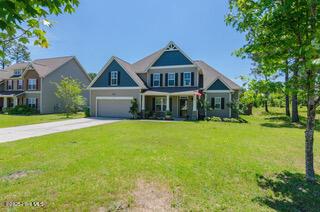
[0,56,91,114]
[88,41,241,120]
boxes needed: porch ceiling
[143,87,199,96]
[0,91,24,97]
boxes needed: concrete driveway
[0,118,121,143]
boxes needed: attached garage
[96,97,133,118]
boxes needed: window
[214,97,221,110]
[155,97,166,112]
[17,80,23,90]
[153,73,160,87]
[28,79,37,90]
[27,98,37,108]
[7,80,13,90]
[183,72,191,86]
[14,69,22,76]
[111,71,118,86]
[168,73,175,87]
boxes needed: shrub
[7,105,38,115]
[84,107,90,117]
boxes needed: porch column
[166,95,170,111]
[192,94,198,120]
[3,97,7,109]
[141,94,145,111]
[193,94,197,111]
[13,97,18,107]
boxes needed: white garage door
[97,97,132,118]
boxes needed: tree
[54,77,86,118]
[226,0,320,182]
[88,73,97,81]
[129,98,139,119]
[0,41,30,69]
[0,40,13,69]
[10,42,30,63]
[0,0,79,57]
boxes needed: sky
[29,0,252,85]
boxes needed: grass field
[0,108,319,211]
[0,113,85,128]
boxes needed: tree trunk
[291,93,299,122]
[305,69,316,182]
[285,65,290,116]
[264,100,269,113]
[305,99,316,182]
[291,69,299,122]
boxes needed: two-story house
[0,56,91,113]
[88,42,240,120]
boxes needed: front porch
[0,91,40,112]
[141,89,199,120]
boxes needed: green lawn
[0,108,319,211]
[0,113,85,128]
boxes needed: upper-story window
[28,79,37,90]
[7,80,13,90]
[17,80,23,90]
[183,72,191,86]
[14,69,22,76]
[168,73,175,87]
[153,73,161,87]
[110,71,118,86]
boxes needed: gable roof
[131,41,194,73]
[26,56,74,78]
[0,56,81,81]
[194,60,240,90]
[88,56,147,89]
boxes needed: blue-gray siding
[152,50,193,67]
[92,60,138,87]
[207,79,229,90]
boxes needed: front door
[179,97,188,118]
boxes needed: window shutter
[191,72,194,86]
[117,71,120,85]
[175,73,178,86]
[150,74,153,87]
[152,97,155,111]
[221,98,225,109]
[160,74,163,87]
[26,79,28,90]
[108,72,111,86]
[165,73,168,86]
[6,81,8,90]
[36,98,38,109]
[36,79,39,90]
[180,73,184,86]
[211,98,215,109]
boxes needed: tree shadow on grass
[260,115,320,131]
[254,171,320,212]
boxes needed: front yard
[0,113,85,128]
[0,108,319,211]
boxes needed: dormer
[13,69,23,77]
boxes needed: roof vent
[166,43,177,51]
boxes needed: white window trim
[183,72,191,87]
[155,97,166,112]
[7,80,13,91]
[27,98,37,108]
[28,79,37,90]
[167,73,175,87]
[153,73,161,87]
[110,71,118,86]
[17,80,23,90]
[214,97,222,110]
